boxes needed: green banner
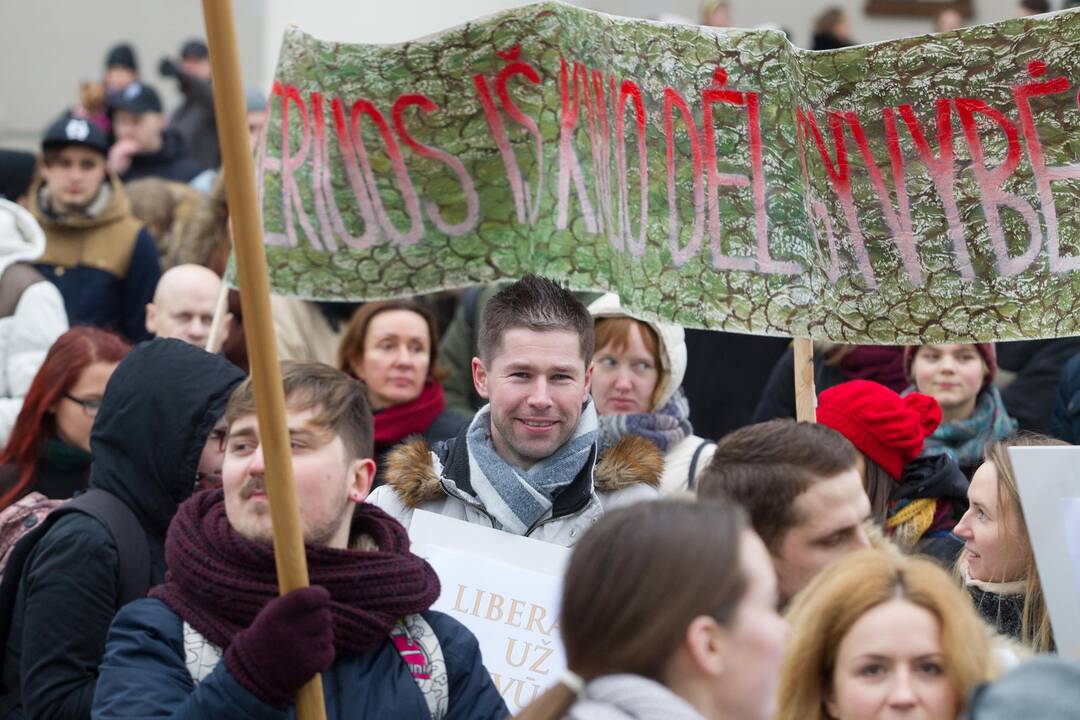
[256,2,1080,342]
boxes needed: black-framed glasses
[63,394,102,417]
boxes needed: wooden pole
[200,2,327,719]
[205,279,230,354]
[794,338,817,423]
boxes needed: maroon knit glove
[224,586,335,708]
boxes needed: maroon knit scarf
[150,489,440,654]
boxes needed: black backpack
[0,489,150,713]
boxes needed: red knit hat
[903,343,996,388]
[816,380,942,481]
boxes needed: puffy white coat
[0,200,68,446]
[368,433,661,548]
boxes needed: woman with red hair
[0,327,130,510]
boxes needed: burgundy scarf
[150,489,440,654]
[374,380,446,452]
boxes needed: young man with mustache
[93,362,506,719]
[369,275,660,547]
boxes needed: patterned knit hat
[817,380,942,481]
[903,343,997,389]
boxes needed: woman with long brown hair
[954,434,1062,652]
[517,499,786,720]
[0,327,130,509]
[777,549,997,720]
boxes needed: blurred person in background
[161,39,219,171]
[32,114,160,342]
[812,6,855,50]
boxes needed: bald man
[145,264,230,348]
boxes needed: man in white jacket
[368,275,659,546]
[0,199,68,445]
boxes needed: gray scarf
[566,674,705,720]
[38,181,111,220]
[466,400,598,535]
[597,387,693,453]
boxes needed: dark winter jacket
[998,339,1080,434]
[168,73,219,172]
[92,599,507,720]
[753,346,847,423]
[372,407,469,490]
[31,176,160,343]
[1,340,244,720]
[682,329,790,441]
[119,129,203,185]
[753,345,909,425]
[811,31,852,51]
[968,585,1025,644]
[1050,352,1080,443]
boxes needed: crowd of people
[1,4,1080,719]
[692,0,1068,50]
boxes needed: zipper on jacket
[524,494,597,537]
[438,478,497,529]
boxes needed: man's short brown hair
[697,420,857,552]
[477,274,594,365]
[225,362,373,460]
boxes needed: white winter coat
[368,433,661,548]
[0,200,68,446]
[587,294,715,494]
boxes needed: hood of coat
[89,338,245,538]
[587,293,686,411]
[893,453,969,502]
[384,433,663,509]
[0,198,46,276]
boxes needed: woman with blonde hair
[777,549,996,720]
[954,434,1063,652]
[517,498,787,720]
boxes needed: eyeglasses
[63,393,102,417]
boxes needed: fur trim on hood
[587,293,687,410]
[384,434,663,509]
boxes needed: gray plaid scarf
[597,387,693,453]
[465,400,598,534]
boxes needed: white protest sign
[408,510,570,712]
[1009,446,1080,658]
